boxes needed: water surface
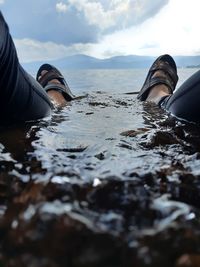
[0,68,200,267]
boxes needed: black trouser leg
[161,70,200,122]
[0,12,53,123]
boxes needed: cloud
[14,38,93,63]
[6,0,197,61]
[1,0,169,46]
[56,2,68,13]
[66,0,169,31]
[67,0,123,30]
[87,0,200,58]
[0,0,5,4]
[2,0,98,45]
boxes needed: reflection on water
[0,68,200,266]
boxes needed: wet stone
[1,90,200,266]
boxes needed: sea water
[1,68,200,266]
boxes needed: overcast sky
[1,0,200,62]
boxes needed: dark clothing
[0,12,52,123]
[160,70,200,122]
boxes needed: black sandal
[137,54,178,101]
[36,64,75,101]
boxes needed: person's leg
[137,54,178,105]
[36,64,75,107]
[138,54,200,123]
[161,70,200,122]
[0,12,68,123]
[38,70,68,107]
[143,71,172,104]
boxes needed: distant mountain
[22,54,200,72]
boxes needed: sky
[1,0,200,63]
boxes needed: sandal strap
[44,83,75,101]
[150,61,178,85]
[137,54,178,101]
[38,70,65,87]
[143,76,174,95]
[36,64,75,101]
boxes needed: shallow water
[0,68,200,267]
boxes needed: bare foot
[47,90,67,107]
